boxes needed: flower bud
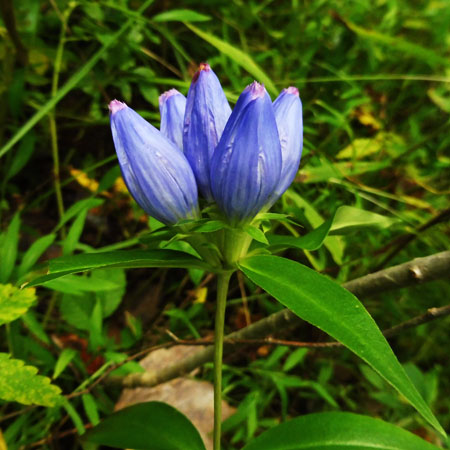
[183,63,231,201]
[159,89,186,151]
[269,87,303,203]
[109,100,199,224]
[210,82,282,224]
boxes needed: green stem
[49,6,73,237]
[213,271,232,450]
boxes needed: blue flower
[159,89,186,151]
[210,82,283,224]
[269,86,303,205]
[183,63,231,201]
[108,64,303,228]
[109,100,199,225]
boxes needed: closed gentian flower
[183,63,232,201]
[268,86,303,205]
[210,82,282,224]
[109,100,199,225]
[159,89,186,151]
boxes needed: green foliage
[0,353,61,407]
[242,412,440,449]
[239,254,444,436]
[0,0,449,447]
[85,402,206,450]
[0,284,36,325]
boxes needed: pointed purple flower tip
[284,86,299,96]
[109,102,199,225]
[210,83,282,224]
[109,99,127,114]
[267,86,303,206]
[183,63,232,201]
[192,62,211,82]
[159,89,186,151]
[245,81,266,99]
[158,88,180,106]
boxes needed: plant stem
[49,5,74,237]
[213,271,232,450]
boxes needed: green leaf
[56,198,104,232]
[185,23,278,96]
[329,205,399,235]
[244,225,269,245]
[242,412,440,449]
[42,273,122,295]
[62,209,88,256]
[0,213,21,283]
[284,191,344,265]
[6,132,35,180]
[84,401,206,450]
[238,255,445,437]
[53,348,77,379]
[153,9,211,22]
[0,284,36,325]
[268,215,334,251]
[268,206,398,251]
[0,353,62,406]
[17,233,56,279]
[82,393,100,426]
[27,249,209,287]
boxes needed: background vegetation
[0,0,449,448]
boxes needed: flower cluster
[109,63,302,226]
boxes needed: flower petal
[109,100,199,224]
[270,87,303,204]
[159,89,186,151]
[210,82,282,224]
[183,63,232,201]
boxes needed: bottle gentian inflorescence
[108,63,302,227]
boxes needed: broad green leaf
[238,255,445,437]
[84,401,206,450]
[17,233,56,278]
[27,249,209,287]
[185,23,277,96]
[0,213,21,283]
[0,284,36,325]
[242,412,439,449]
[0,353,61,407]
[329,205,399,234]
[153,9,211,22]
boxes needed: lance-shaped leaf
[239,255,445,437]
[27,249,210,287]
[243,412,440,450]
[0,284,36,325]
